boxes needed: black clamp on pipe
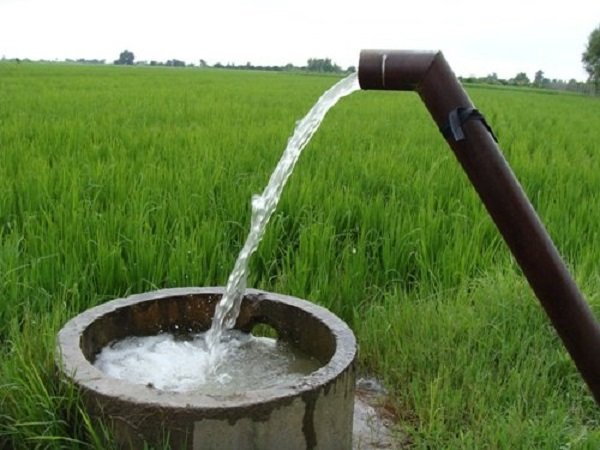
[440,107,498,143]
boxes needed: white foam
[94,331,320,394]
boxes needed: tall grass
[1,62,600,448]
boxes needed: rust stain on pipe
[359,49,600,405]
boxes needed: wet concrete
[352,378,406,450]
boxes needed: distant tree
[114,50,135,65]
[512,72,530,86]
[484,72,500,84]
[533,70,549,88]
[199,59,208,68]
[347,65,356,73]
[568,78,579,91]
[166,59,185,67]
[76,58,106,65]
[306,58,342,73]
[582,24,600,92]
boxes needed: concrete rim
[56,287,357,410]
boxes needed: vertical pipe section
[359,49,600,404]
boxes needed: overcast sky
[1,0,598,81]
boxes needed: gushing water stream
[94,73,359,391]
[205,73,360,349]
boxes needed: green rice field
[1,62,600,448]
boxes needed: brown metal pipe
[359,49,600,404]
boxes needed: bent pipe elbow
[358,49,471,130]
[358,49,440,91]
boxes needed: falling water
[94,73,360,391]
[206,73,360,350]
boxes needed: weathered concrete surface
[353,378,407,450]
[56,287,357,450]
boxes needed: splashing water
[93,74,360,392]
[94,330,321,394]
[206,73,360,350]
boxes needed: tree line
[114,50,354,73]
[456,23,599,95]
[459,70,593,94]
[112,26,600,92]
[4,24,598,91]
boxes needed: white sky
[1,0,598,81]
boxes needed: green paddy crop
[1,62,600,448]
